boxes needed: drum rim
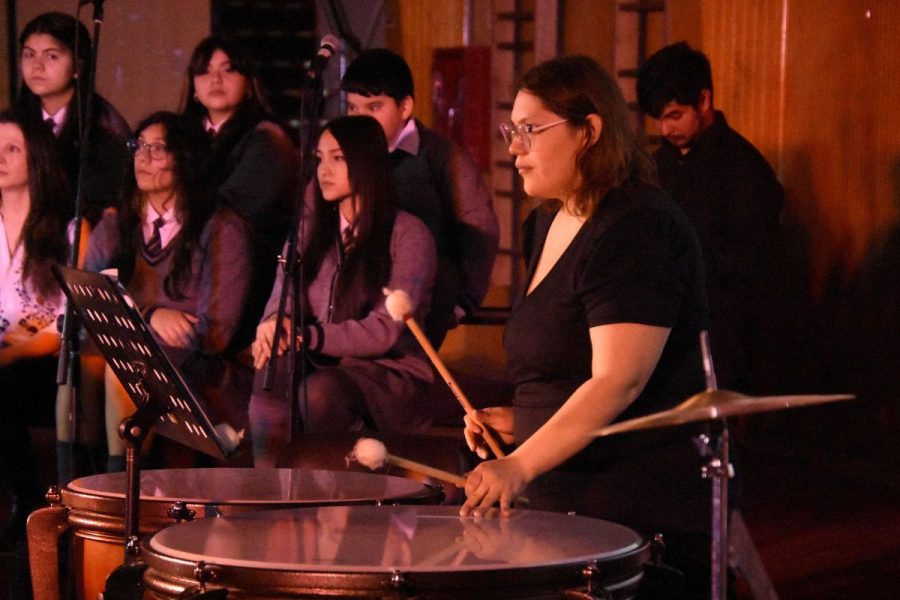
[141,510,651,598]
[143,505,648,574]
[142,550,650,594]
[62,467,438,510]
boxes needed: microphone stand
[56,0,106,479]
[262,65,328,442]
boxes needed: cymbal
[594,390,855,437]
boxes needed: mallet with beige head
[349,438,530,508]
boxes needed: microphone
[305,35,340,83]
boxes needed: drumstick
[383,288,507,459]
[349,437,466,488]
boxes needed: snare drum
[142,505,650,599]
[40,468,439,600]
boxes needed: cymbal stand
[695,331,733,600]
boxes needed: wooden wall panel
[666,0,702,47]
[393,1,465,127]
[697,0,900,289]
[780,1,900,283]
[563,0,616,69]
[700,0,786,171]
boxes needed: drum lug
[178,588,227,599]
[45,484,63,505]
[389,569,409,595]
[125,535,141,558]
[168,501,197,523]
[180,566,227,600]
[195,561,216,584]
[578,560,615,600]
[582,560,598,589]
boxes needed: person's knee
[302,371,365,432]
[249,392,290,438]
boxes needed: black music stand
[53,265,236,599]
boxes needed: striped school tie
[145,217,166,258]
[341,226,356,255]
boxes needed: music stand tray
[53,265,231,458]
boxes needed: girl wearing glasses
[85,112,253,471]
[461,56,711,596]
[181,37,298,354]
[16,12,130,226]
[0,111,73,548]
[248,116,436,467]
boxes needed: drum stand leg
[26,499,69,600]
[728,510,780,600]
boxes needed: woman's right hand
[251,316,295,369]
[464,407,515,460]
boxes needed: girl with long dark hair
[249,116,436,467]
[16,11,131,226]
[0,110,72,546]
[85,112,253,470]
[181,36,298,352]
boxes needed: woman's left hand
[149,308,199,348]
[460,456,530,518]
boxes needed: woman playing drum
[461,56,712,597]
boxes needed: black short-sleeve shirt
[505,184,708,451]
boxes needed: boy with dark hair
[636,41,713,121]
[341,48,499,348]
[637,42,783,391]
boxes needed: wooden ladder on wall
[491,0,535,304]
[614,0,665,137]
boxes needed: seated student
[249,115,437,467]
[19,13,132,483]
[16,11,131,226]
[85,112,253,471]
[181,36,299,353]
[0,111,73,547]
[340,49,498,348]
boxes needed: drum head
[143,505,649,599]
[62,470,436,600]
[64,468,437,516]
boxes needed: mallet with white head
[382,288,507,459]
[348,437,466,488]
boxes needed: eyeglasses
[127,140,169,161]
[499,118,568,151]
